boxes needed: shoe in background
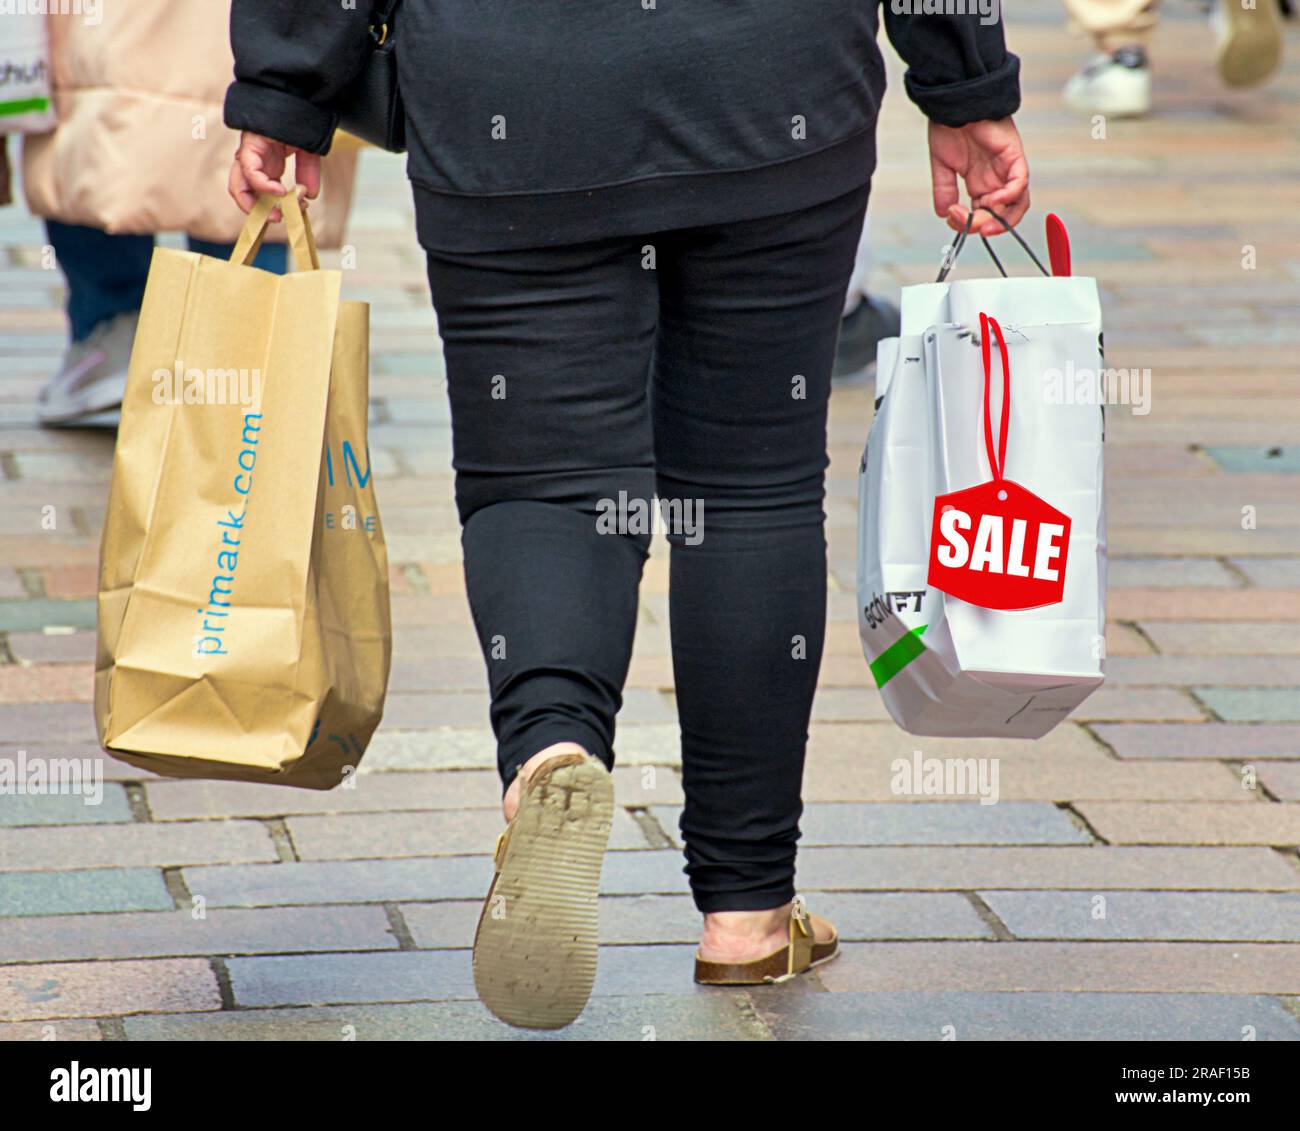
[1064,46,1152,117]
[1213,0,1283,86]
[833,295,901,382]
[37,310,138,428]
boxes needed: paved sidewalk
[1,7,1298,1040]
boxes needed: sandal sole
[472,756,613,1029]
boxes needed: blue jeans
[46,221,289,343]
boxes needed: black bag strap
[936,207,1050,283]
[369,0,401,38]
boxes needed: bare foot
[698,902,835,963]
[502,742,590,822]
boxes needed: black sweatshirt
[225,1,1020,252]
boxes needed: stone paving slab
[802,753,1245,803]
[1110,590,1300,623]
[1195,688,1300,722]
[1204,447,1300,473]
[0,820,279,872]
[793,846,1300,892]
[0,868,172,918]
[0,958,220,1022]
[1070,688,1206,721]
[5,631,94,664]
[1103,656,1300,687]
[227,951,475,1008]
[1106,558,1239,588]
[360,728,500,770]
[0,701,97,741]
[121,995,769,1041]
[1137,623,1300,655]
[818,943,1300,995]
[0,784,131,826]
[1076,802,1300,846]
[1259,764,1300,803]
[0,600,95,633]
[0,905,399,965]
[0,663,93,702]
[0,1019,103,1041]
[1091,723,1299,760]
[980,891,1300,942]
[803,721,1106,762]
[754,991,1300,1042]
[809,687,893,722]
[1231,559,1300,588]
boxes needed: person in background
[833,221,902,382]
[17,0,358,428]
[1063,0,1284,116]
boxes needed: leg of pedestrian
[424,236,657,1028]
[651,184,870,979]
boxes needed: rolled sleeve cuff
[223,82,339,155]
[905,54,1021,127]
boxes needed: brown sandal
[472,751,614,1030]
[694,896,839,985]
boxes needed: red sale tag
[927,313,1071,611]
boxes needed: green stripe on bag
[0,97,50,118]
[870,624,927,688]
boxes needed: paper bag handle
[230,190,321,273]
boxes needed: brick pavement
[1,5,1298,1040]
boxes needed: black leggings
[424,184,870,912]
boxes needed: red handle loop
[978,312,1011,482]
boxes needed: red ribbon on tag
[927,313,1071,611]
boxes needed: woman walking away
[226,0,1030,1030]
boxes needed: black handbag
[338,0,406,153]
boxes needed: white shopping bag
[0,9,55,135]
[858,213,1106,738]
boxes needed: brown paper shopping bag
[95,192,392,789]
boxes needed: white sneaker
[1213,0,1283,87]
[1064,47,1152,117]
[38,310,138,428]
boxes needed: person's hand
[229,131,322,219]
[928,117,1030,236]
